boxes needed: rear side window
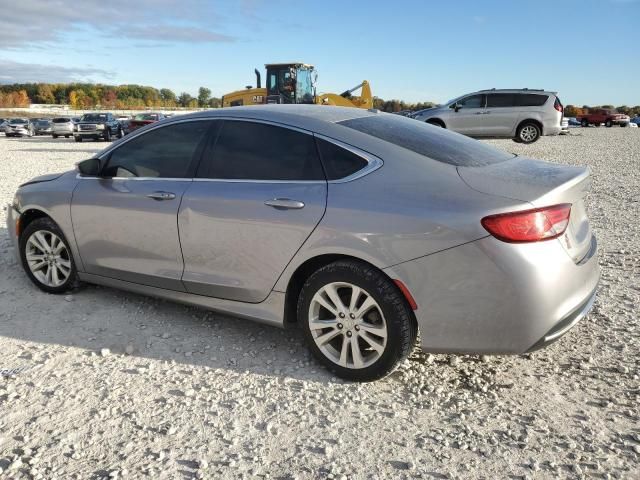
[338,114,514,167]
[208,121,324,181]
[316,138,368,180]
[517,94,549,107]
[103,121,211,178]
[486,94,516,108]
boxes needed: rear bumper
[384,234,600,354]
[544,125,562,136]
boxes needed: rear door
[483,93,519,136]
[71,120,213,290]
[178,120,327,303]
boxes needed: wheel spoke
[29,259,47,271]
[338,336,349,367]
[45,264,53,284]
[348,286,362,312]
[354,296,376,318]
[51,264,60,285]
[28,235,46,253]
[314,328,342,346]
[309,317,338,331]
[57,258,71,269]
[350,335,364,368]
[359,322,388,339]
[359,331,385,353]
[313,292,338,316]
[34,231,51,252]
[323,284,346,313]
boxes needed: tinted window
[81,114,108,122]
[338,114,514,167]
[316,138,369,180]
[52,117,71,123]
[103,121,210,178]
[516,94,549,107]
[486,94,516,108]
[458,94,484,108]
[208,121,324,181]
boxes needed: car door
[71,119,214,290]
[178,119,327,303]
[445,94,486,135]
[482,93,518,136]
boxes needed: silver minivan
[412,89,564,144]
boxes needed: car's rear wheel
[298,260,417,382]
[606,120,613,127]
[74,136,82,142]
[516,122,541,144]
[620,122,628,128]
[19,217,78,294]
[52,134,58,139]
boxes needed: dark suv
[74,113,123,142]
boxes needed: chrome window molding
[313,134,383,184]
[76,174,192,182]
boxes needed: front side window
[486,94,516,108]
[207,121,324,181]
[458,94,484,108]
[103,121,211,178]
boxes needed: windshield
[81,114,108,122]
[338,114,515,167]
[9,119,28,124]
[134,114,159,121]
[295,67,314,104]
[52,118,71,123]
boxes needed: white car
[51,117,75,138]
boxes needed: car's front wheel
[606,120,613,127]
[19,217,78,294]
[298,260,417,382]
[516,122,541,144]
[74,136,82,142]
[581,119,589,127]
[104,128,112,142]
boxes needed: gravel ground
[0,129,638,479]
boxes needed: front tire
[74,136,83,142]
[104,128,112,142]
[581,119,589,127]
[606,120,613,127]
[19,217,78,294]
[52,134,58,139]
[516,122,541,144]
[298,260,417,382]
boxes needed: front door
[446,94,487,135]
[179,120,327,303]
[71,120,213,290]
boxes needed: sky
[0,0,638,106]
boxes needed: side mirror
[76,158,101,176]
[450,103,461,112]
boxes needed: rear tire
[606,120,613,127]
[516,122,541,144]
[19,217,78,294]
[298,260,417,382]
[52,134,58,139]
[620,122,628,128]
[581,119,589,127]
[74,136,82,142]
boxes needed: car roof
[474,88,557,95]
[183,104,377,126]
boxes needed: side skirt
[78,272,286,328]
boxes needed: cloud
[0,0,234,49]
[0,59,115,83]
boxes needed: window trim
[314,134,383,184]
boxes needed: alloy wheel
[520,125,538,142]
[25,230,72,287]
[308,282,388,369]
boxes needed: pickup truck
[74,112,123,142]
[126,112,166,134]
[578,109,630,127]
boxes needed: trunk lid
[458,157,594,263]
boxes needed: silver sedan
[7,105,600,381]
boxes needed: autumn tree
[178,92,194,107]
[36,84,56,104]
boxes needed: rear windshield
[338,114,514,167]
[81,114,108,122]
[52,117,71,123]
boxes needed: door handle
[146,191,176,200]
[264,198,305,210]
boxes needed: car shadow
[0,225,334,384]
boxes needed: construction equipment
[222,63,373,109]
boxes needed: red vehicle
[578,109,630,127]
[126,112,166,134]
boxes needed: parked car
[51,117,75,138]
[32,118,53,136]
[126,112,166,134]
[74,113,123,142]
[567,117,582,126]
[0,118,8,129]
[629,122,638,128]
[630,116,640,126]
[578,109,630,127]
[411,89,564,144]
[4,118,34,137]
[7,106,599,381]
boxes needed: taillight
[554,98,563,113]
[481,204,572,243]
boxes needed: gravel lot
[0,128,638,479]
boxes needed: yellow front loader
[222,63,373,109]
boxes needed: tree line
[0,83,221,109]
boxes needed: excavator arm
[316,80,373,109]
